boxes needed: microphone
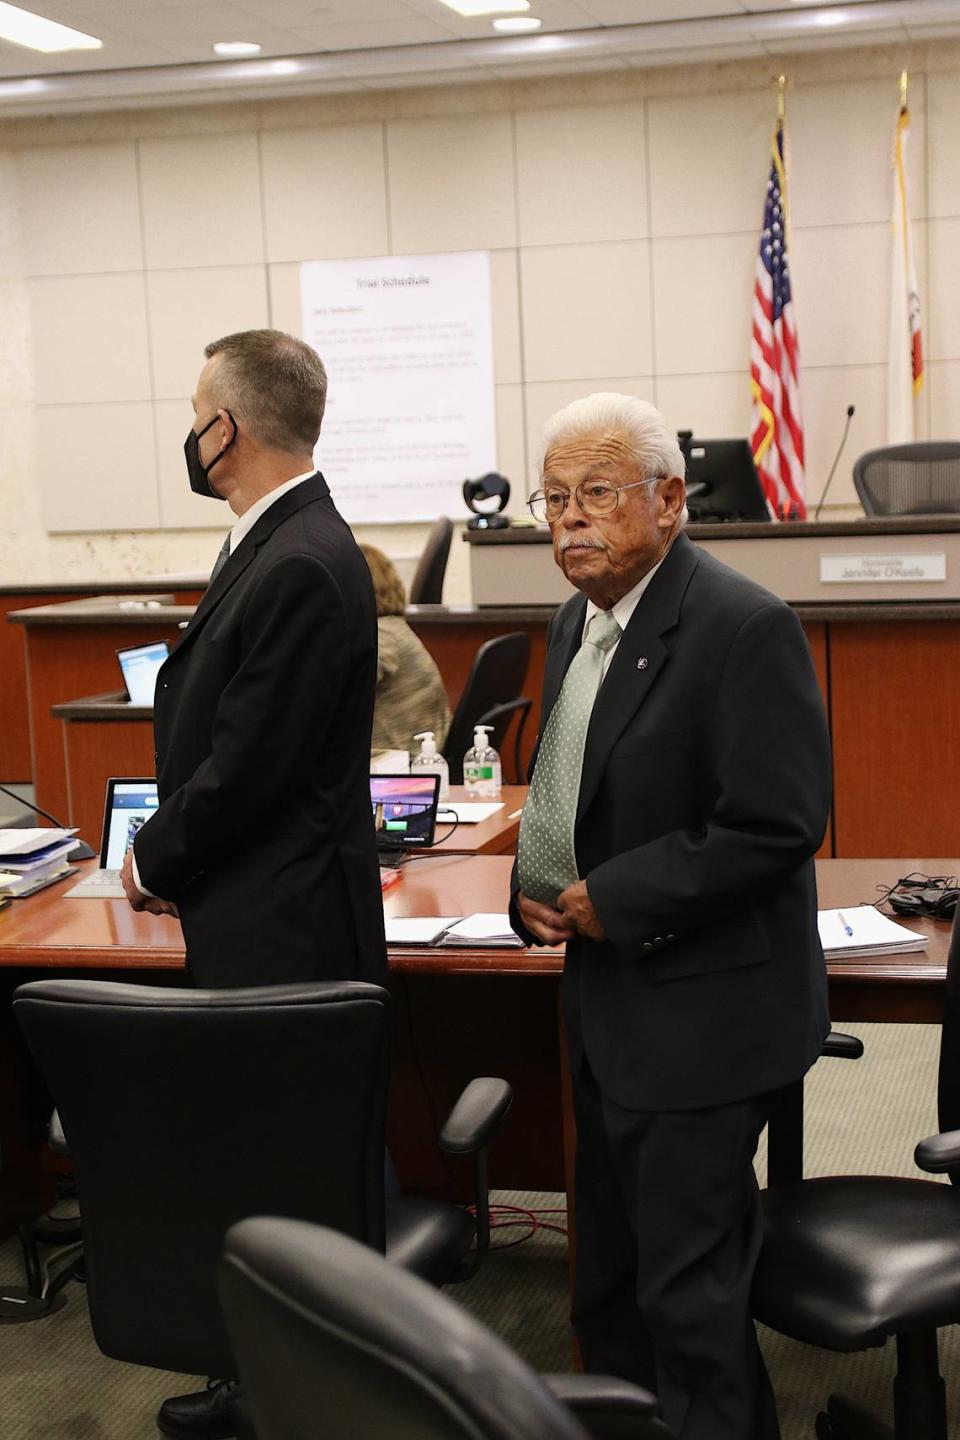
[0,781,97,860]
[814,404,856,521]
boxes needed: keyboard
[65,869,126,899]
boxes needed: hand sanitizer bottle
[463,724,501,798]
[411,731,449,801]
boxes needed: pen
[837,911,854,937]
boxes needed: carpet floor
[2,1020,956,1438]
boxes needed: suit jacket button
[667,933,676,941]
[642,942,653,951]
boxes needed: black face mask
[184,412,235,499]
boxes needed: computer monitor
[99,777,160,870]
[370,774,440,861]
[679,436,771,523]
[117,641,169,706]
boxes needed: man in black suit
[121,329,386,1437]
[511,394,831,1440]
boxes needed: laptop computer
[117,641,169,706]
[65,777,160,898]
[371,773,440,865]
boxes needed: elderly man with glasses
[510,393,832,1440]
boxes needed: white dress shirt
[583,552,667,680]
[132,468,316,898]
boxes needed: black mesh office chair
[444,633,530,784]
[11,979,510,1378]
[221,1217,676,1440]
[852,443,960,516]
[754,906,960,1440]
[409,516,453,605]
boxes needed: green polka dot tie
[517,609,621,906]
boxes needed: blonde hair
[360,545,406,617]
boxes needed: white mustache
[557,533,606,553]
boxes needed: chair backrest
[852,443,960,516]
[444,633,531,783]
[13,979,390,1379]
[221,1217,591,1440]
[476,697,532,784]
[409,516,453,605]
[936,905,960,1172]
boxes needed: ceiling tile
[575,0,740,20]
[287,18,454,48]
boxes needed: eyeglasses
[527,476,663,525]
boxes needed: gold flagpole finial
[900,68,908,109]
[777,73,786,122]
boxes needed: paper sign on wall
[300,252,496,524]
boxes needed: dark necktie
[209,536,231,584]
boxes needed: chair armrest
[48,1109,68,1155]
[821,1031,864,1059]
[542,1374,673,1439]
[915,1128,960,1174]
[439,1078,512,1155]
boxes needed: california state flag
[887,95,924,442]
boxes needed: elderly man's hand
[516,891,578,947]
[120,851,178,917]
[557,880,606,942]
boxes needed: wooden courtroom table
[42,706,526,862]
[0,580,205,785]
[12,571,960,859]
[6,593,203,822]
[0,854,953,1238]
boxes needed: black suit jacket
[134,473,387,989]
[511,532,832,1112]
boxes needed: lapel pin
[637,656,648,670]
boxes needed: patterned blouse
[371,615,452,757]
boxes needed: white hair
[537,393,685,482]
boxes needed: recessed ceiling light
[212,40,263,57]
[438,0,529,17]
[492,15,541,31]
[0,1,101,53]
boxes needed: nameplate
[820,553,946,584]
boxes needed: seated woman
[360,545,452,757]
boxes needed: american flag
[750,120,806,519]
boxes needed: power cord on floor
[468,1202,569,1250]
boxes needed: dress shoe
[156,1379,241,1439]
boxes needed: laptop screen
[117,641,169,706]
[101,778,160,869]
[370,774,439,851]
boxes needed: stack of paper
[383,914,523,948]
[441,914,523,948]
[440,803,504,824]
[817,905,927,958]
[384,917,460,945]
[0,828,78,899]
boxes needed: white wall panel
[789,76,927,229]
[516,102,648,247]
[520,240,652,383]
[28,272,150,404]
[261,123,389,263]
[652,232,755,376]
[16,141,142,277]
[648,89,770,239]
[39,402,160,532]
[139,134,264,270]
[386,113,517,253]
[147,266,270,401]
